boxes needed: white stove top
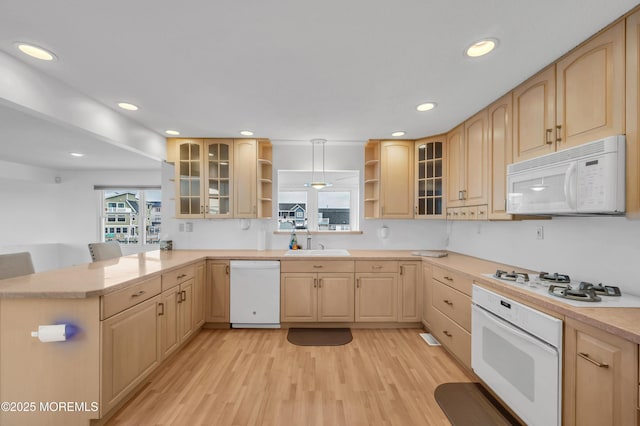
[481,274,640,308]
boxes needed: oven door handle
[473,305,558,354]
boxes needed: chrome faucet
[318,243,325,250]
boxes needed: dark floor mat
[434,382,522,426]
[287,328,352,346]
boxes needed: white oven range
[472,284,563,426]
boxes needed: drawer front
[355,260,398,273]
[101,276,162,319]
[280,260,354,273]
[432,266,472,296]
[432,280,471,332]
[161,264,196,291]
[477,205,488,220]
[431,306,471,369]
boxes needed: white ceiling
[0,0,638,170]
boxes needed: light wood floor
[106,328,473,425]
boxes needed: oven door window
[471,305,560,426]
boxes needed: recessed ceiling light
[416,102,437,112]
[69,152,84,157]
[117,102,139,111]
[466,39,498,58]
[391,131,406,137]
[15,42,57,61]
[240,130,254,136]
[165,130,180,136]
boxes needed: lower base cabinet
[564,317,638,426]
[355,273,398,321]
[205,260,230,323]
[280,272,355,322]
[101,295,162,414]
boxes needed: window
[98,188,161,245]
[278,171,359,231]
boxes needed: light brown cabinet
[167,138,272,219]
[280,260,355,322]
[446,111,489,219]
[415,136,445,218]
[160,264,198,359]
[488,93,513,220]
[194,261,206,327]
[355,261,398,322]
[564,317,638,426]
[364,140,414,218]
[205,260,230,323]
[101,294,162,414]
[428,266,472,369]
[398,262,421,322]
[421,261,434,329]
[626,10,640,217]
[556,21,625,148]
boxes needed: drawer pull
[443,276,454,281]
[443,299,453,306]
[372,265,383,269]
[443,330,452,337]
[131,290,146,298]
[158,302,165,316]
[578,352,608,368]
[177,273,187,279]
[313,265,323,268]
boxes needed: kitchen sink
[285,249,351,256]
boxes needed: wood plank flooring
[106,328,473,425]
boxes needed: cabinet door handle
[415,205,418,214]
[443,330,452,337]
[314,278,317,288]
[555,125,562,143]
[462,190,467,200]
[226,265,230,274]
[131,290,146,298]
[578,352,609,368]
[546,128,553,144]
[181,290,187,302]
[356,278,360,288]
[458,190,463,200]
[318,279,323,289]
[158,302,165,316]
[443,299,453,306]
[176,292,182,303]
[400,266,404,276]
[201,205,204,214]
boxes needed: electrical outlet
[536,226,544,240]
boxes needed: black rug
[434,382,522,426]
[287,328,353,346]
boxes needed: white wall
[447,216,640,294]
[0,161,161,271]
[163,141,449,251]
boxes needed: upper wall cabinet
[447,110,489,218]
[627,10,640,217]
[415,136,445,219]
[488,93,513,220]
[513,65,557,162]
[556,21,625,148]
[514,22,625,163]
[364,140,414,219]
[167,138,272,219]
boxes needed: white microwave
[507,135,625,215]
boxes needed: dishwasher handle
[230,261,281,270]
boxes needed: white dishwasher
[230,260,280,328]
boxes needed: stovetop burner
[539,272,571,284]
[548,284,602,302]
[494,269,529,282]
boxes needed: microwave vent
[509,137,614,174]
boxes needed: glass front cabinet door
[415,137,445,218]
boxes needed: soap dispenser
[289,229,298,249]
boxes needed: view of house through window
[278,171,359,231]
[100,189,162,245]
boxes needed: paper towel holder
[31,324,77,343]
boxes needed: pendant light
[304,138,332,189]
